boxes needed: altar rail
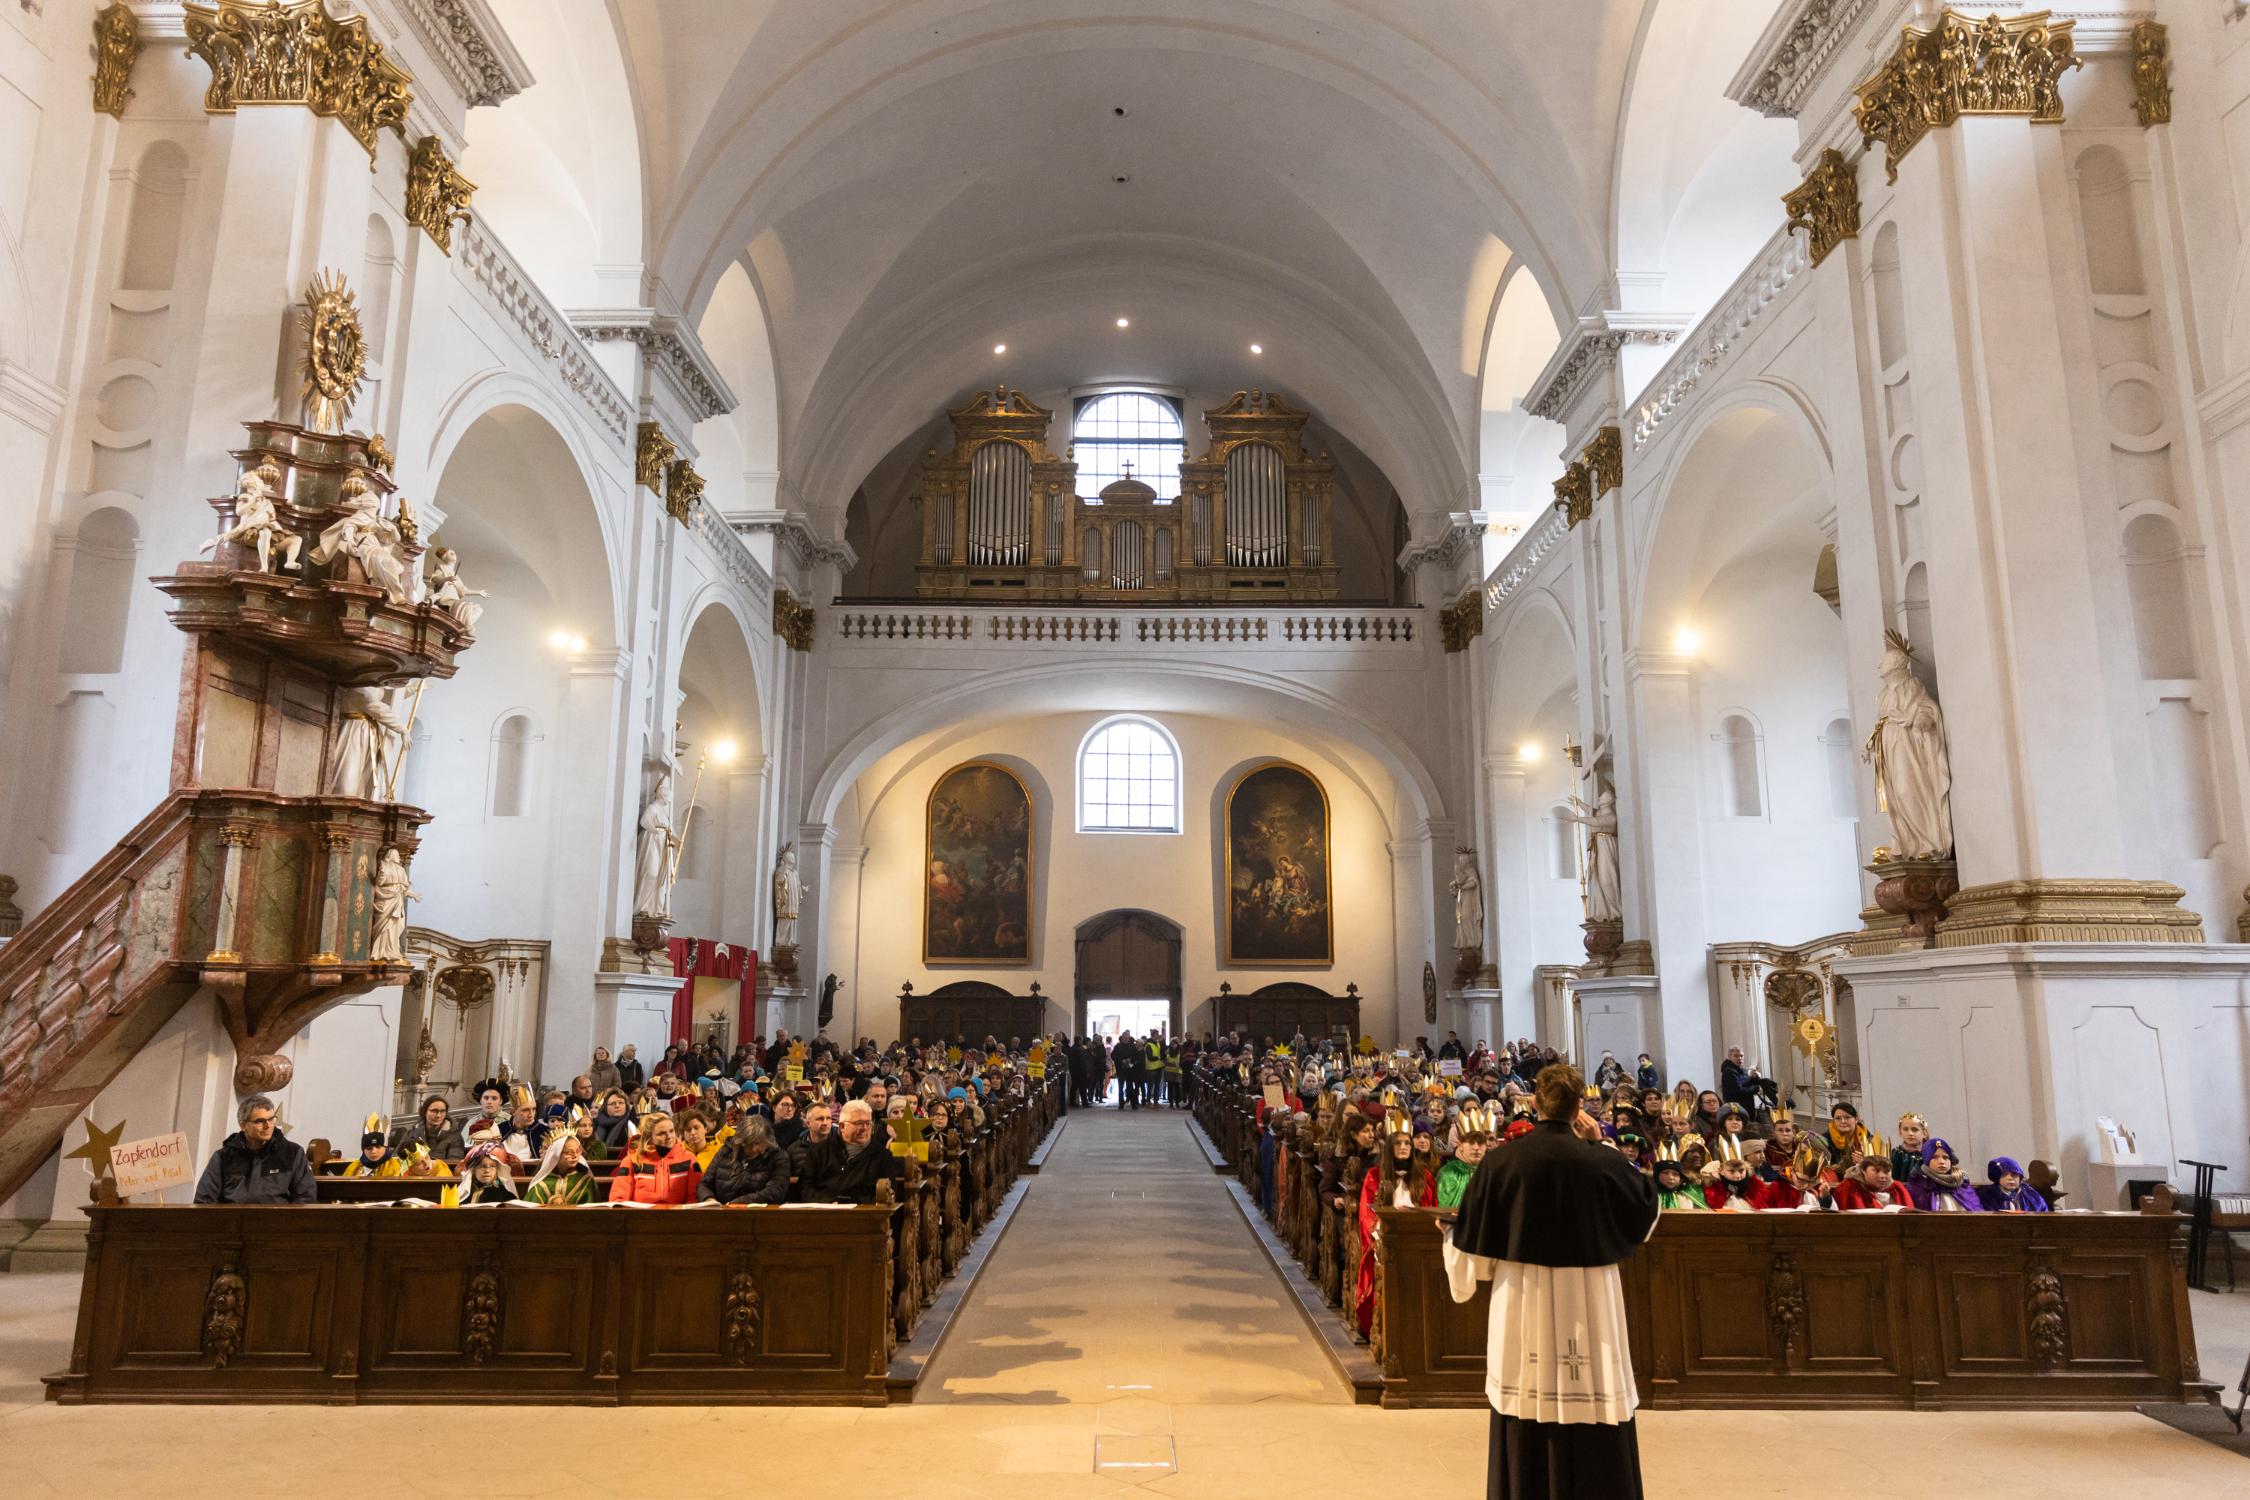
[1193,1071,2202,1410]
[830,604,1421,649]
[51,1075,1063,1405]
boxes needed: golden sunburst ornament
[299,269,366,434]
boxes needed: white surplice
[1442,1239,1637,1425]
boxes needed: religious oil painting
[925,761,1034,964]
[1224,762,1332,966]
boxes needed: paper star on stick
[65,1118,126,1179]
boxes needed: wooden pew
[1372,1207,2203,1411]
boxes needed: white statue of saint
[424,545,487,633]
[1557,779,1623,925]
[369,847,419,963]
[1864,632,1954,860]
[772,842,802,949]
[308,475,411,603]
[201,461,301,574]
[632,754,678,919]
[1450,848,1485,951]
[328,685,411,800]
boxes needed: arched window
[1074,392,1184,500]
[1077,715,1180,833]
[1821,717,1858,819]
[1714,712,1764,819]
[490,712,540,817]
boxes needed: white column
[1619,647,1716,1079]
[541,647,629,1081]
[1483,752,1537,1038]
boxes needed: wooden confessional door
[1073,909,1183,1039]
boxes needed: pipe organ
[915,386,1340,601]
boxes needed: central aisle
[921,1103,1346,1405]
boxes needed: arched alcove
[58,506,140,675]
[118,142,188,294]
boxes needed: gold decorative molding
[1853,10,2080,183]
[1933,878,2203,947]
[773,588,816,653]
[1439,592,1483,654]
[404,135,475,254]
[1581,426,1623,496]
[664,458,704,525]
[298,269,365,434]
[635,422,675,491]
[1783,148,1860,268]
[1552,462,1593,528]
[2132,21,2170,129]
[91,2,140,118]
[182,0,413,169]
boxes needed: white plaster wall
[832,711,1400,1044]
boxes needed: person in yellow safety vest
[1161,1039,1184,1109]
[1144,1036,1168,1107]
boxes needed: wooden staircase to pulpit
[0,421,474,1204]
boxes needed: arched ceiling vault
[592,1,1662,517]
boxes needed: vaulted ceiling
[465,0,1796,537]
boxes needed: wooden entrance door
[1073,909,1183,1038]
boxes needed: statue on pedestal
[1450,847,1485,983]
[772,841,802,961]
[1864,631,1954,860]
[328,685,410,800]
[1558,778,1622,925]
[201,460,300,573]
[308,475,411,603]
[632,755,678,920]
[424,545,486,633]
[369,847,418,963]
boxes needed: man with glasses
[193,1094,318,1204]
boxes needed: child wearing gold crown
[343,1113,403,1178]
[1437,1104,1493,1208]
[1650,1140,1708,1211]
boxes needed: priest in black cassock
[1444,1062,1659,1500]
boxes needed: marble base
[1566,972,1660,1073]
[2,1216,87,1273]
[599,936,671,975]
[1832,941,2250,1204]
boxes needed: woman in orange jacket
[609,1112,702,1204]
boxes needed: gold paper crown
[510,1084,533,1111]
[1770,1101,1794,1126]
[1653,1137,1682,1166]
[363,1110,385,1137]
[1714,1134,1747,1165]
[1792,1141,1825,1179]
[1383,1107,1412,1139]
[1896,1111,1925,1130]
[1456,1103,1493,1138]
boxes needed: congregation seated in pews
[1189,1032,2067,1342]
[195,1030,1064,1211]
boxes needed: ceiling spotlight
[1116,317,1130,328]
[1250,343,1263,355]
[993,343,1006,354]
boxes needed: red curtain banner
[666,937,759,1054]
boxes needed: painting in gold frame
[924,760,1033,965]
[1223,761,1332,966]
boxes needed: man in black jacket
[700,1116,791,1204]
[795,1099,899,1203]
[194,1095,318,1204]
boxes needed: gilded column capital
[664,459,705,525]
[404,135,476,255]
[1552,462,1593,528]
[2132,21,2170,129]
[1852,10,2080,183]
[773,589,816,652]
[182,0,414,169]
[1783,148,1860,268]
[635,422,675,491]
[1580,426,1623,496]
[91,2,141,118]
[1439,592,1484,654]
